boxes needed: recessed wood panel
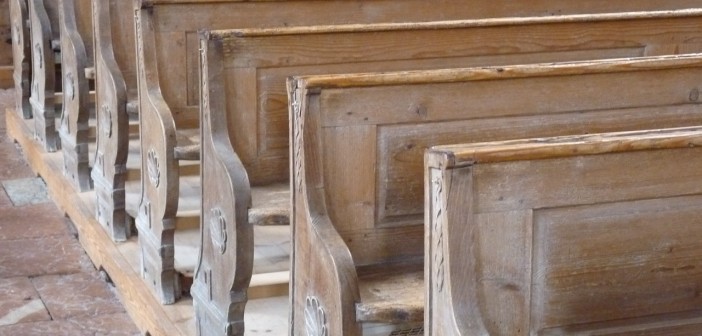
[532,195,702,330]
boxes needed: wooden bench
[28,0,62,152]
[99,3,702,248]
[426,127,702,335]
[201,10,702,334]
[57,0,95,192]
[90,0,140,241]
[134,0,688,310]
[288,54,702,334]
[10,0,32,119]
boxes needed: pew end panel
[134,6,182,305]
[290,53,702,334]
[91,0,132,241]
[28,0,61,152]
[10,0,32,119]
[58,0,93,192]
[426,128,702,335]
[289,80,363,335]
[191,35,254,336]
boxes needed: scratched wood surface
[290,54,702,335]
[426,127,702,335]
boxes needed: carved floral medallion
[305,296,328,336]
[209,208,227,254]
[147,148,160,187]
[100,104,112,137]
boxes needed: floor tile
[0,203,70,240]
[0,313,140,335]
[0,143,34,180]
[32,272,125,320]
[0,186,11,208]
[0,277,50,326]
[2,177,49,206]
[0,236,92,278]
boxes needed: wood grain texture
[28,0,61,152]
[426,127,702,335]
[57,0,93,192]
[9,0,32,118]
[292,55,702,335]
[91,0,133,242]
[217,13,702,186]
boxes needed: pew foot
[136,214,181,305]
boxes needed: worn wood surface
[9,0,31,118]
[57,0,93,192]
[290,54,702,335]
[426,127,702,335]
[90,0,138,241]
[28,0,61,151]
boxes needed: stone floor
[0,89,140,335]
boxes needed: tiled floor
[0,89,140,335]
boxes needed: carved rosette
[147,148,160,187]
[34,43,42,68]
[432,175,445,293]
[13,23,20,46]
[65,72,75,101]
[291,84,304,193]
[100,104,112,137]
[304,296,328,336]
[209,208,227,254]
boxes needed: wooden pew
[288,54,702,334]
[57,0,95,191]
[10,0,31,119]
[136,0,702,310]
[91,0,139,241]
[197,10,702,335]
[134,0,536,308]
[28,0,61,152]
[426,127,702,335]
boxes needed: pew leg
[61,136,92,191]
[92,172,129,241]
[32,104,61,152]
[136,209,180,304]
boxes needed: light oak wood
[9,0,31,118]
[28,0,62,152]
[57,0,94,192]
[289,54,702,335]
[426,126,702,335]
[90,0,139,241]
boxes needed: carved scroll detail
[305,296,328,336]
[209,208,227,254]
[291,84,304,193]
[100,104,112,138]
[147,148,160,187]
[432,175,446,293]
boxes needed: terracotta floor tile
[0,277,50,326]
[0,313,140,335]
[32,272,125,320]
[0,236,92,278]
[0,186,11,208]
[0,142,34,180]
[0,203,70,240]
[2,177,50,206]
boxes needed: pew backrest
[207,9,702,186]
[425,127,702,335]
[289,54,702,334]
